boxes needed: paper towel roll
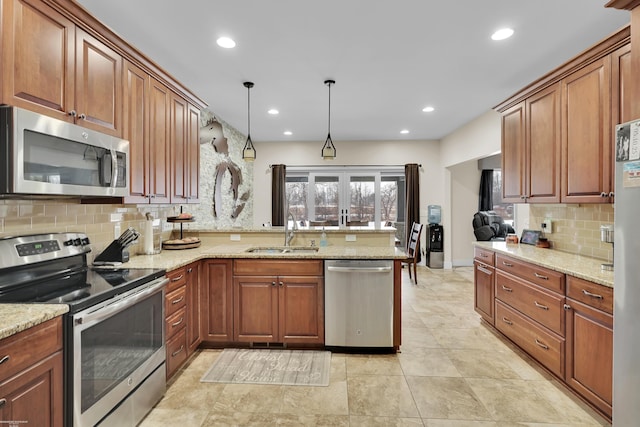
[143,220,154,254]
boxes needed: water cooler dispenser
[426,205,444,269]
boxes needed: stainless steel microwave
[0,106,129,197]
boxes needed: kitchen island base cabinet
[233,260,324,345]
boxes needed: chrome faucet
[285,211,298,246]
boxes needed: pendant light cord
[327,81,331,134]
[247,85,251,136]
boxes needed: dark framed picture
[520,229,541,245]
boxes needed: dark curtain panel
[271,164,286,226]
[478,169,493,212]
[405,163,421,262]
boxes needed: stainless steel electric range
[0,232,168,426]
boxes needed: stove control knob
[81,237,91,245]
[63,239,74,246]
[73,238,82,246]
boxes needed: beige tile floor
[140,266,610,427]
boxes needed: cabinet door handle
[78,113,86,120]
[0,355,9,365]
[68,110,77,117]
[600,192,607,197]
[477,265,492,275]
[533,272,548,280]
[172,317,184,327]
[501,285,513,292]
[501,317,513,325]
[279,281,284,287]
[187,268,193,273]
[502,261,513,267]
[534,338,549,350]
[534,301,549,310]
[582,289,603,300]
[0,398,6,409]
[609,192,615,198]
[172,345,185,357]
[172,295,184,305]
[171,274,184,282]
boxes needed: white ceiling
[76,0,629,143]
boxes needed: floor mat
[200,348,331,386]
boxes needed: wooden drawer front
[166,267,187,293]
[495,300,565,378]
[165,285,187,317]
[474,248,495,266]
[234,259,323,276]
[566,276,613,314]
[0,317,62,383]
[496,271,565,336]
[166,328,187,379]
[496,254,564,292]
[166,306,187,339]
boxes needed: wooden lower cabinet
[473,247,613,421]
[0,317,63,427]
[201,259,234,343]
[474,260,495,325]
[233,259,324,345]
[165,267,187,379]
[185,262,202,355]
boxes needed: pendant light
[322,79,337,160]
[242,81,256,161]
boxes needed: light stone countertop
[124,243,407,272]
[474,241,614,288]
[0,304,68,341]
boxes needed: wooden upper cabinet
[123,60,150,203]
[526,83,561,203]
[501,102,526,203]
[73,28,122,136]
[561,56,612,203]
[148,78,171,203]
[187,104,201,203]
[1,0,75,120]
[1,0,122,137]
[170,93,200,204]
[612,44,632,125]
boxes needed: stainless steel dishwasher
[324,259,394,348]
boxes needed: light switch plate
[542,219,552,234]
[230,234,241,241]
[345,235,357,242]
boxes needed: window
[491,170,514,225]
[285,166,405,239]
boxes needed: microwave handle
[101,150,118,187]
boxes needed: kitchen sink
[245,246,319,254]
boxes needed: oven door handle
[75,277,168,326]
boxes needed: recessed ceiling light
[283,131,292,136]
[216,36,236,48]
[267,109,279,115]
[400,130,410,134]
[422,106,435,113]
[491,28,514,41]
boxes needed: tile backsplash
[529,204,614,261]
[0,199,179,263]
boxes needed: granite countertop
[0,304,68,341]
[474,241,614,288]
[124,243,407,272]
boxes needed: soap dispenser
[320,227,328,247]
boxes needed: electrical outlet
[345,235,357,242]
[542,219,552,234]
[230,234,241,241]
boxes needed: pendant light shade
[322,79,337,160]
[242,81,256,161]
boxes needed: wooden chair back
[406,222,423,259]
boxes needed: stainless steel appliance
[0,106,129,197]
[324,260,394,348]
[613,119,640,424]
[0,233,167,426]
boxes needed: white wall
[251,139,443,247]
[440,110,502,268]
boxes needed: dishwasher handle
[327,266,392,273]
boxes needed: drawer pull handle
[534,272,548,280]
[582,289,603,300]
[501,285,513,292]
[477,265,492,275]
[0,398,5,409]
[171,274,185,282]
[480,253,488,258]
[502,261,513,267]
[501,317,513,325]
[0,355,9,365]
[172,345,185,357]
[534,301,549,310]
[187,268,193,273]
[172,295,185,305]
[535,338,549,350]
[172,317,184,327]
